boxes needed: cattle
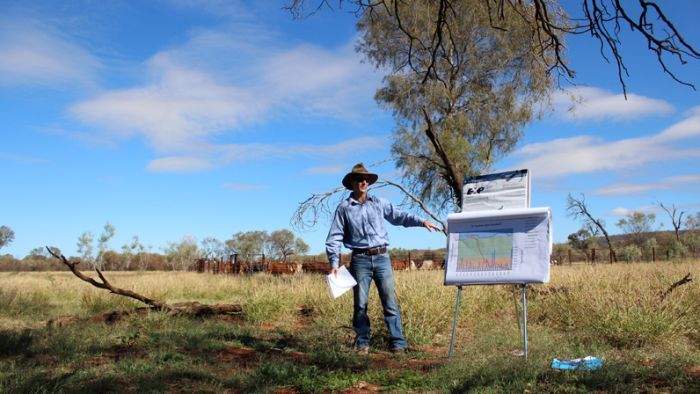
[302,262,331,274]
[392,259,410,271]
[267,262,302,275]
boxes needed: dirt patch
[334,381,382,393]
[687,364,700,377]
[217,346,257,365]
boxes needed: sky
[1,0,699,259]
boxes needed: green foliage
[617,212,657,246]
[358,0,556,212]
[568,228,596,260]
[668,240,689,259]
[618,244,643,263]
[0,226,14,250]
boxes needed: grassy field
[1,261,698,393]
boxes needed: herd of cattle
[192,255,445,275]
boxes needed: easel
[447,283,529,361]
[447,169,538,361]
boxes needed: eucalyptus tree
[268,229,309,261]
[616,211,657,247]
[164,236,201,271]
[96,222,115,270]
[567,193,616,262]
[287,0,699,96]
[226,231,269,262]
[358,0,554,212]
[77,231,95,266]
[0,226,14,251]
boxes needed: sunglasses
[354,176,373,183]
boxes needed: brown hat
[342,163,378,190]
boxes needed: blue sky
[1,0,699,259]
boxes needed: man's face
[352,175,371,194]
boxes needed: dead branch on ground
[46,247,243,319]
[659,273,692,302]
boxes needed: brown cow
[268,262,297,275]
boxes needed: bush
[618,244,642,263]
[668,240,689,259]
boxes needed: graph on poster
[455,231,513,272]
[444,208,551,285]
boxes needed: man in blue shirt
[326,163,441,354]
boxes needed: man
[326,163,441,354]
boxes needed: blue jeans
[349,252,408,350]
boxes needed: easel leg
[521,284,528,361]
[448,286,463,358]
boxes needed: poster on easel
[444,207,552,285]
[462,169,530,212]
[444,169,551,286]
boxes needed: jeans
[349,252,408,350]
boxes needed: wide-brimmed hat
[342,163,378,190]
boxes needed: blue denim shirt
[325,193,425,269]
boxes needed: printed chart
[444,208,551,285]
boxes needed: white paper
[326,265,358,299]
[462,169,530,212]
[444,207,551,285]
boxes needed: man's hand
[423,220,441,232]
[332,267,339,277]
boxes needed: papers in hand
[326,265,357,299]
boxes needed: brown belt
[352,246,387,256]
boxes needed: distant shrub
[618,244,642,263]
[668,240,689,259]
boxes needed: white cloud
[608,205,657,217]
[0,18,100,87]
[142,137,385,173]
[595,174,700,196]
[553,86,674,121]
[68,26,383,164]
[512,108,700,178]
[306,164,348,175]
[71,54,264,153]
[146,156,213,172]
[609,207,631,216]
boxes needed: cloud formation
[553,86,674,121]
[66,23,384,172]
[513,106,700,178]
[146,136,385,172]
[0,18,100,87]
[595,174,700,196]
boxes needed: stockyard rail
[192,251,446,275]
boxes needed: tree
[201,237,226,260]
[658,202,685,242]
[164,236,201,271]
[686,212,700,230]
[358,0,553,213]
[121,235,145,271]
[96,222,115,270]
[226,231,268,263]
[566,193,616,262]
[287,0,699,96]
[567,228,596,262]
[77,231,95,266]
[268,229,309,261]
[0,226,15,251]
[616,211,656,247]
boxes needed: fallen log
[46,246,243,318]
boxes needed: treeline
[560,198,700,264]
[0,223,311,272]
